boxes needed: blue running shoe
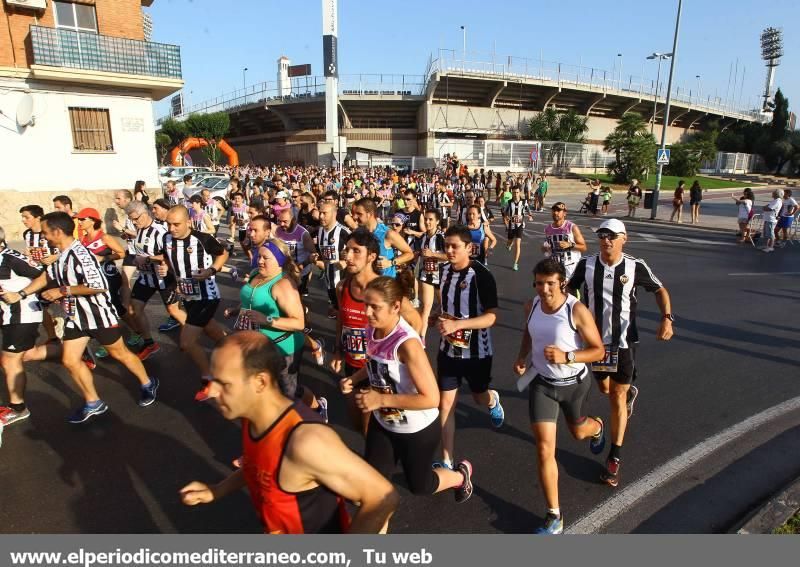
[158,317,181,333]
[589,416,606,455]
[139,377,159,407]
[488,389,504,428]
[432,461,454,470]
[535,513,564,534]
[126,333,144,348]
[68,400,108,424]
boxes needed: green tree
[184,112,230,168]
[665,139,717,177]
[527,107,588,142]
[157,117,188,148]
[155,132,172,165]
[603,113,658,183]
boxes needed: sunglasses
[596,231,621,240]
[391,223,404,228]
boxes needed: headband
[263,241,287,267]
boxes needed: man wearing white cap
[567,218,674,488]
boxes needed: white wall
[0,77,160,193]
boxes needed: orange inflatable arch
[169,137,239,167]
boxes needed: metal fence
[700,152,764,174]
[30,25,182,79]
[434,139,615,173]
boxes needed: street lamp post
[651,0,683,220]
[617,53,623,89]
[242,67,248,100]
[647,53,672,135]
[460,26,466,71]
[695,74,701,102]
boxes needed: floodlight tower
[760,27,783,111]
[323,0,339,145]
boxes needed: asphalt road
[2,212,799,534]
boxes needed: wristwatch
[663,314,675,322]
[566,351,576,363]
[266,315,274,325]
[209,267,218,275]
[18,290,28,300]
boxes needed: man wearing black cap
[568,218,674,488]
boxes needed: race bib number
[321,244,337,261]
[511,215,523,225]
[342,326,367,361]
[591,348,619,373]
[61,295,77,319]
[469,243,480,258]
[372,385,407,424]
[234,309,256,331]
[423,257,438,274]
[440,313,473,350]
[285,241,298,260]
[28,247,48,262]
[234,212,246,227]
[178,278,201,301]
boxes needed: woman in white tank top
[512,258,606,534]
[339,275,475,529]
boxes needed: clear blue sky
[149,0,799,120]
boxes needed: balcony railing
[30,25,182,79]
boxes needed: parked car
[158,166,212,185]
[183,175,231,209]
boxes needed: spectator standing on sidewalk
[761,190,782,253]
[669,180,685,223]
[689,180,703,224]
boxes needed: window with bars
[68,107,114,151]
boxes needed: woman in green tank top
[223,239,326,420]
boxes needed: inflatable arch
[169,137,239,167]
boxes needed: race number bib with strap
[285,241,298,261]
[28,247,48,262]
[511,215,523,225]
[61,295,77,319]
[178,278,202,301]
[342,326,367,361]
[591,347,619,373]
[469,243,480,258]
[234,309,256,331]
[321,244,337,261]
[440,313,473,350]
[423,257,438,274]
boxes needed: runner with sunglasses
[544,202,587,281]
[567,219,674,488]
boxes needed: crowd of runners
[0,162,676,535]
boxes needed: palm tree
[604,113,657,182]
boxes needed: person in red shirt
[180,332,398,534]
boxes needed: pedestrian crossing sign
[657,148,670,165]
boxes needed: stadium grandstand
[159,49,766,171]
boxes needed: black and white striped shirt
[133,222,172,289]
[438,260,498,359]
[22,229,58,263]
[46,240,119,330]
[163,230,226,301]
[568,253,663,350]
[418,231,445,286]
[316,223,350,291]
[503,200,530,229]
[0,248,44,325]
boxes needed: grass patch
[773,510,800,534]
[584,174,759,191]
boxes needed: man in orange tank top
[180,332,398,534]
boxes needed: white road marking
[728,272,800,277]
[636,232,661,241]
[565,394,800,534]
[684,237,736,246]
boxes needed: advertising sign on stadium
[170,93,184,117]
[288,64,312,77]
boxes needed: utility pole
[651,0,682,220]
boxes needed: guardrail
[30,25,182,79]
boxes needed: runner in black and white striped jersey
[0,228,59,428]
[112,191,139,323]
[503,187,532,272]
[3,212,158,424]
[416,209,447,344]
[126,201,186,361]
[159,206,229,402]
[567,218,674,488]
[432,225,504,471]
[313,201,350,318]
[430,182,452,229]
[200,189,223,236]
[19,205,59,267]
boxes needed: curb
[569,212,734,235]
[734,476,800,534]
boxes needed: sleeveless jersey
[526,295,585,381]
[468,224,486,262]
[372,222,396,278]
[339,279,369,369]
[545,221,581,266]
[366,318,439,434]
[275,224,311,265]
[81,230,120,279]
[242,404,350,534]
[240,272,302,355]
[418,231,445,286]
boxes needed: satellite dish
[16,94,35,128]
